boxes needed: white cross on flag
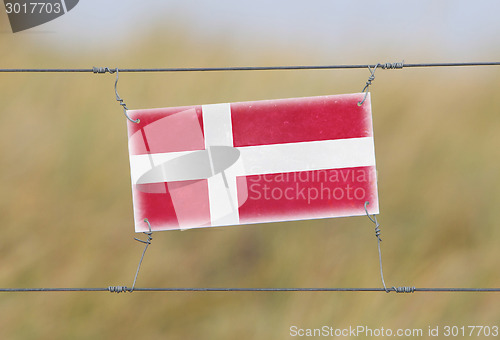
[127,93,379,232]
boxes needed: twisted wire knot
[116,91,129,111]
[358,61,404,105]
[363,73,375,90]
[92,67,116,74]
[380,61,404,70]
[358,64,378,106]
[364,201,382,242]
[134,219,153,245]
[374,222,382,242]
[108,286,129,293]
[391,286,416,293]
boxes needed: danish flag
[127,93,378,232]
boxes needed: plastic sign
[127,93,379,232]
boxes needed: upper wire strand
[2,61,498,73]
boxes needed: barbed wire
[0,61,499,73]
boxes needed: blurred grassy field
[1,18,500,340]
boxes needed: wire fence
[1,60,500,294]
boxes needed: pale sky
[3,0,500,61]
